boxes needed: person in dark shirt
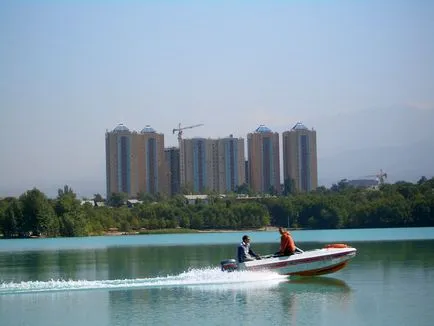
[237,235,261,263]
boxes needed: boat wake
[0,267,288,295]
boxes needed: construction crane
[173,123,204,187]
[364,169,388,185]
[172,123,204,142]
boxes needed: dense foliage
[263,177,434,229]
[0,177,433,238]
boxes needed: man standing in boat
[276,227,296,256]
[237,235,261,263]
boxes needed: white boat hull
[225,245,357,276]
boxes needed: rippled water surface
[1,228,434,326]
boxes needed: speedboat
[220,244,357,276]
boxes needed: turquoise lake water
[1,227,434,326]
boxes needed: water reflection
[107,280,286,326]
[3,238,434,326]
[105,275,353,326]
[281,277,353,325]
[105,245,233,280]
[0,249,110,283]
[0,251,56,282]
[286,276,351,291]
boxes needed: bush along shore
[0,177,433,238]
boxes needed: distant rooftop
[141,125,156,133]
[292,122,308,131]
[255,124,272,133]
[113,123,130,132]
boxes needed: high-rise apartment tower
[282,122,318,192]
[247,125,280,194]
[105,124,167,198]
[164,147,180,197]
[182,136,245,193]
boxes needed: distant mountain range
[318,139,434,186]
[310,106,434,186]
[1,106,432,198]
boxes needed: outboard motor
[220,259,238,272]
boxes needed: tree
[20,188,59,236]
[180,183,193,195]
[235,183,252,196]
[268,185,278,196]
[108,192,128,207]
[331,179,352,192]
[55,185,80,217]
[2,199,24,237]
[0,198,11,236]
[411,194,431,226]
[54,186,87,237]
[190,213,204,229]
[2,175,433,238]
[417,176,428,185]
[59,211,87,237]
[313,186,329,194]
[137,191,156,203]
[283,178,296,196]
[93,193,104,202]
[58,185,74,198]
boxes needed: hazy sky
[1,0,433,197]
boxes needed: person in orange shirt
[276,227,296,256]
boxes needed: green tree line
[0,185,270,238]
[0,177,433,238]
[263,177,434,229]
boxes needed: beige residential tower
[105,124,167,198]
[247,125,280,194]
[282,122,318,192]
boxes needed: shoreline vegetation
[0,227,280,238]
[0,177,433,239]
[103,226,281,236]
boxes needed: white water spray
[0,267,288,295]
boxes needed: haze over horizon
[1,1,433,198]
